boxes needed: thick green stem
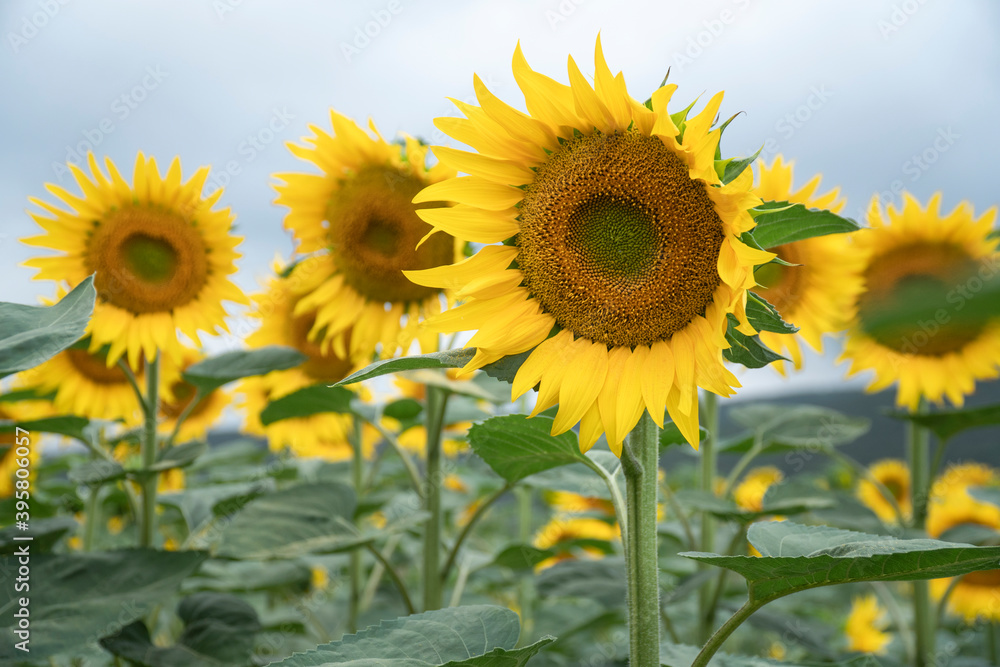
[620,411,661,667]
[422,386,449,611]
[349,417,363,633]
[516,485,534,644]
[908,406,935,666]
[139,355,160,548]
[692,599,765,667]
[698,391,719,643]
[82,484,101,552]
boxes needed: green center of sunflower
[122,234,178,284]
[88,206,208,314]
[517,130,724,348]
[752,243,804,313]
[325,166,454,304]
[857,242,984,356]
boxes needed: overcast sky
[2,0,998,399]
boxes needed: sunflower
[158,348,229,443]
[238,259,374,462]
[404,37,773,453]
[0,398,50,498]
[23,153,247,368]
[532,516,620,571]
[19,339,145,424]
[841,194,1000,410]
[927,489,1000,622]
[273,111,461,362]
[856,459,911,523]
[733,466,784,512]
[845,594,892,654]
[930,462,997,506]
[544,490,616,516]
[752,157,861,373]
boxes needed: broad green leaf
[150,440,208,471]
[384,398,423,421]
[681,520,1000,603]
[890,402,1000,442]
[0,415,91,444]
[260,383,355,425]
[723,315,785,368]
[336,349,476,386]
[723,404,870,453]
[0,549,208,660]
[750,201,860,249]
[674,487,833,522]
[68,458,126,485]
[403,369,508,402]
[0,516,76,555]
[0,275,96,378]
[215,482,365,559]
[480,350,532,384]
[183,559,310,593]
[467,415,588,484]
[490,544,556,571]
[746,292,798,334]
[266,605,553,666]
[159,479,276,531]
[183,346,307,392]
[100,592,261,666]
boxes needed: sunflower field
[3,4,1000,667]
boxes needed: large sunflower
[841,194,1000,410]
[927,482,1000,622]
[405,38,772,452]
[238,259,374,461]
[23,153,247,368]
[19,339,145,424]
[753,157,861,372]
[273,111,461,361]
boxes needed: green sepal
[722,314,786,369]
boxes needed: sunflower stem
[422,385,449,611]
[139,354,160,548]
[692,598,765,667]
[621,410,661,667]
[82,483,101,552]
[698,391,719,643]
[907,402,935,667]
[349,416,363,633]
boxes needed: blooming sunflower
[733,465,784,513]
[273,111,461,361]
[158,348,229,443]
[23,153,247,368]
[752,157,861,373]
[405,37,773,452]
[930,462,997,506]
[20,339,144,424]
[845,594,892,654]
[856,459,911,523]
[841,194,1000,410]
[238,260,374,461]
[927,488,1000,622]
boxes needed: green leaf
[336,349,476,386]
[468,415,589,484]
[890,402,1000,442]
[68,458,126,485]
[159,479,276,531]
[723,315,786,369]
[215,482,366,559]
[723,403,870,453]
[716,146,761,186]
[681,520,1000,603]
[260,383,355,425]
[0,549,208,660]
[266,605,553,666]
[746,292,798,334]
[535,558,626,608]
[150,440,208,471]
[0,387,56,403]
[750,201,860,249]
[0,415,91,443]
[183,559,310,593]
[403,369,509,402]
[479,350,532,384]
[100,592,261,667]
[183,345,307,392]
[384,397,423,421]
[0,275,96,378]
[674,486,833,522]
[0,516,76,555]
[490,544,555,571]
